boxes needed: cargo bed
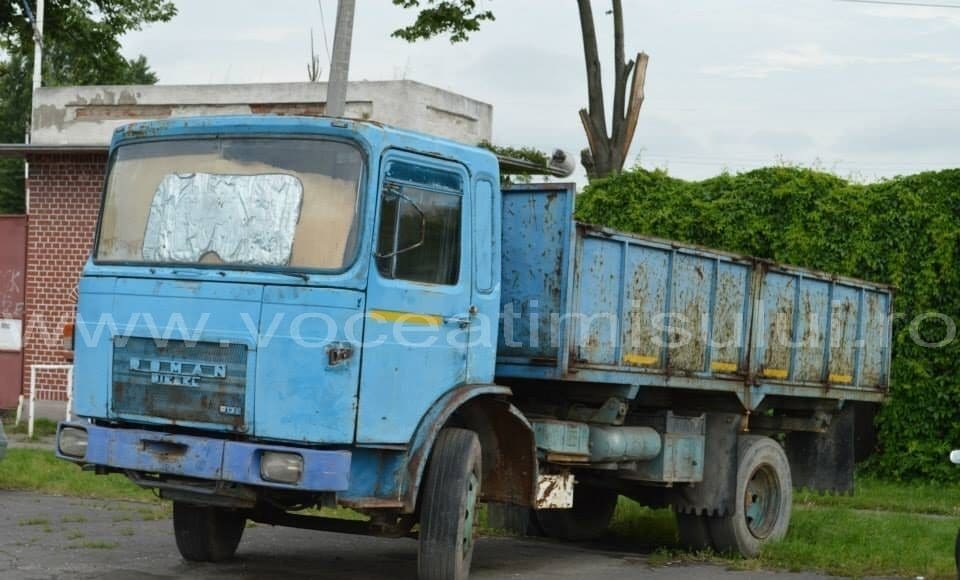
[495,183,892,410]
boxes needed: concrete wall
[31,80,492,147]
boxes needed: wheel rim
[462,472,480,561]
[744,464,781,539]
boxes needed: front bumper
[56,422,351,492]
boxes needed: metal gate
[0,215,26,410]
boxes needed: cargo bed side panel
[495,184,891,405]
[572,229,753,380]
[498,185,575,364]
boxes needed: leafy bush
[576,165,960,481]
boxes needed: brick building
[0,80,493,409]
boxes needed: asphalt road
[0,492,829,580]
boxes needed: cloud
[837,120,960,155]
[231,26,307,44]
[852,4,960,27]
[711,129,817,153]
[703,44,960,79]
[919,76,960,92]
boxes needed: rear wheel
[536,483,618,541]
[418,428,482,580]
[173,502,246,562]
[708,435,792,557]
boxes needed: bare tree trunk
[576,0,609,178]
[577,0,648,179]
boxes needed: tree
[0,0,176,213]
[392,0,648,179]
[391,1,494,44]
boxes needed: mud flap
[485,503,537,536]
[784,403,855,494]
[673,412,740,516]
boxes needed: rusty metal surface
[111,338,248,428]
[535,473,574,509]
[496,184,893,405]
[401,384,518,512]
[498,187,573,362]
[0,215,25,409]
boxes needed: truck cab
[59,116,521,578]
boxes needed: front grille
[112,338,248,428]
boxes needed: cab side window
[376,162,462,286]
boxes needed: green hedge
[576,166,960,481]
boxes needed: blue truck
[57,116,891,579]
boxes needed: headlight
[59,427,89,458]
[260,451,303,484]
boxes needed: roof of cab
[110,115,498,169]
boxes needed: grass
[4,417,59,440]
[609,493,960,579]
[756,506,958,579]
[796,475,960,516]
[2,448,957,577]
[0,449,157,502]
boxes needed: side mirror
[375,183,427,259]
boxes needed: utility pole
[326,0,355,118]
[22,0,44,214]
[30,0,44,94]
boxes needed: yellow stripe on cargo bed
[711,361,738,373]
[623,354,658,366]
[761,368,789,379]
[829,373,853,384]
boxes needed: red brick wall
[23,153,106,400]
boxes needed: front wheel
[708,435,792,557]
[418,428,482,580]
[173,502,246,563]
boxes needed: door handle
[444,315,472,329]
[444,306,477,329]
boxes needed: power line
[317,0,332,68]
[837,0,960,9]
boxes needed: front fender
[401,384,536,512]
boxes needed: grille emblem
[129,357,227,387]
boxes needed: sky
[120,0,960,182]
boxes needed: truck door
[357,152,473,444]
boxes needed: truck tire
[535,483,618,541]
[708,435,792,557]
[675,511,712,551]
[418,428,482,580]
[173,502,246,563]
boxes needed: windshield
[96,137,365,271]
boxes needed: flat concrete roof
[0,144,107,158]
[31,80,493,147]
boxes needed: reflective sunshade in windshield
[97,138,364,271]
